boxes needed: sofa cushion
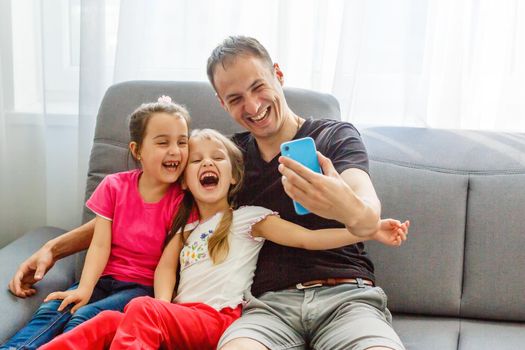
[393,315,459,350]
[461,174,525,321]
[366,161,467,316]
[0,227,76,343]
[362,127,525,323]
[458,319,525,350]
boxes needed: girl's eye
[213,157,225,161]
[178,140,188,146]
[254,84,264,91]
[157,141,168,145]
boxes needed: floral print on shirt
[180,229,213,270]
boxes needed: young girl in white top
[41,128,408,350]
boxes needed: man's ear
[274,63,284,85]
[215,92,227,111]
[129,142,140,160]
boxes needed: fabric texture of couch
[1,81,524,349]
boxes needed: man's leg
[219,338,269,350]
[309,284,405,350]
[218,290,307,350]
[39,310,124,350]
[109,296,241,350]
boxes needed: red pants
[40,296,242,350]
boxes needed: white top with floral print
[174,206,277,310]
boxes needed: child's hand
[372,219,410,247]
[44,287,92,314]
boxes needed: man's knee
[219,337,268,350]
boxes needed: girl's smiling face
[184,136,236,210]
[131,112,189,186]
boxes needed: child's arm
[44,216,112,313]
[372,218,410,246]
[252,216,409,250]
[154,233,185,302]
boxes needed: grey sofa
[1,81,524,349]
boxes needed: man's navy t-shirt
[232,118,376,297]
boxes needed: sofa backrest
[79,80,340,280]
[361,127,525,322]
[83,80,340,222]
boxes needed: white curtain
[335,0,525,130]
[1,0,524,246]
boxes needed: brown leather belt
[291,278,374,290]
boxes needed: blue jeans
[1,276,153,350]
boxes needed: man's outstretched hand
[8,245,55,298]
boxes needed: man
[209,36,404,350]
[9,36,404,349]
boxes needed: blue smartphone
[280,137,322,215]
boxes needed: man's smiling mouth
[249,107,270,123]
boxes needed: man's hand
[8,245,55,298]
[373,219,410,247]
[278,151,380,236]
[7,219,97,298]
[45,287,92,314]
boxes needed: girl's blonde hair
[167,129,244,264]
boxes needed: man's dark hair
[206,36,274,91]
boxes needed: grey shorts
[218,283,405,350]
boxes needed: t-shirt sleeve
[319,122,369,175]
[234,206,279,242]
[85,175,116,221]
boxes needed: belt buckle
[296,282,323,290]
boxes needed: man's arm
[8,218,96,298]
[278,152,381,237]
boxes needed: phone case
[280,137,321,215]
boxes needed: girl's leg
[63,279,152,332]
[0,283,79,350]
[109,296,242,350]
[39,310,124,350]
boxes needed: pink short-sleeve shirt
[86,169,192,286]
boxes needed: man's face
[213,55,287,140]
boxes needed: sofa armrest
[0,227,78,343]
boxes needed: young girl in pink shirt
[0,96,196,350]
[41,128,409,350]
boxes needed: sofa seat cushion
[393,315,459,350]
[458,319,525,350]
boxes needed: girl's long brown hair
[166,129,244,264]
